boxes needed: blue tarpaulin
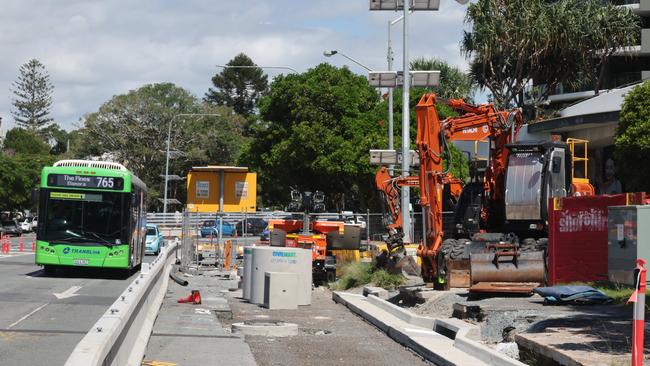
[533,285,612,305]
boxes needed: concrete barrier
[65,239,179,366]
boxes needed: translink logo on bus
[62,247,101,255]
[272,251,296,258]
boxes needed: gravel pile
[411,290,465,317]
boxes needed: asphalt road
[0,233,155,366]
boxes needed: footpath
[143,270,256,365]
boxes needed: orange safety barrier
[628,259,646,366]
[224,240,231,270]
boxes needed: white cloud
[0,0,476,132]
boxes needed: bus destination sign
[47,174,124,191]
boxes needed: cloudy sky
[0,0,474,132]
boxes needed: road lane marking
[8,303,48,329]
[0,253,34,259]
[53,285,82,299]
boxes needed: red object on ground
[32,240,35,252]
[547,193,646,285]
[177,290,202,304]
[629,259,646,366]
[19,235,24,252]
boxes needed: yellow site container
[186,166,256,213]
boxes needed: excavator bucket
[469,244,545,294]
[376,247,420,277]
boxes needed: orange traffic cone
[177,290,202,304]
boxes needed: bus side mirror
[31,188,40,204]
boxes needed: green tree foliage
[3,128,51,156]
[410,57,476,101]
[462,0,639,108]
[11,59,55,134]
[241,64,387,210]
[80,83,245,208]
[205,53,268,118]
[0,130,53,212]
[614,81,650,193]
[0,155,48,212]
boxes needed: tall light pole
[387,12,412,175]
[163,113,221,214]
[323,50,373,71]
[401,0,412,242]
[370,0,468,243]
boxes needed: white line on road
[53,285,82,299]
[0,253,35,259]
[8,303,48,329]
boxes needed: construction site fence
[147,210,448,248]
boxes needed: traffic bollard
[32,239,36,252]
[628,258,646,366]
[19,234,24,252]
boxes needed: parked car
[145,224,165,255]
[20,217,35,232]
[200,219,235,238]
[1,219,22,236]
[235,217,267,236]
[259,226,270,243]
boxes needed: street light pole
[163,113,221,214]
[370,0,470,244]
[322,50,373,72]
[401,0,412,243]
[387,19,394,175]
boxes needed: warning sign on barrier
[548,192,646,285]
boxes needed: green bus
[35,160,147,275]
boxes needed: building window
[196,181,209,198]
[235,181,248,198]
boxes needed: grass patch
[371,269,406,290]
[329,262,374,291]
[329,262,405,291]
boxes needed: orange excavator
[377,93,594,289]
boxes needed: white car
[31,217,37,230]
[20,219,32,232]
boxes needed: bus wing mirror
[31,188,40,204]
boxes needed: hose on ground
[170,265,188,286]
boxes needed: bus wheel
[43,265,56,276]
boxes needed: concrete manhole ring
[301,328,332,336]
[232,319,299,337]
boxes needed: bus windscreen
[41,190,127,246]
